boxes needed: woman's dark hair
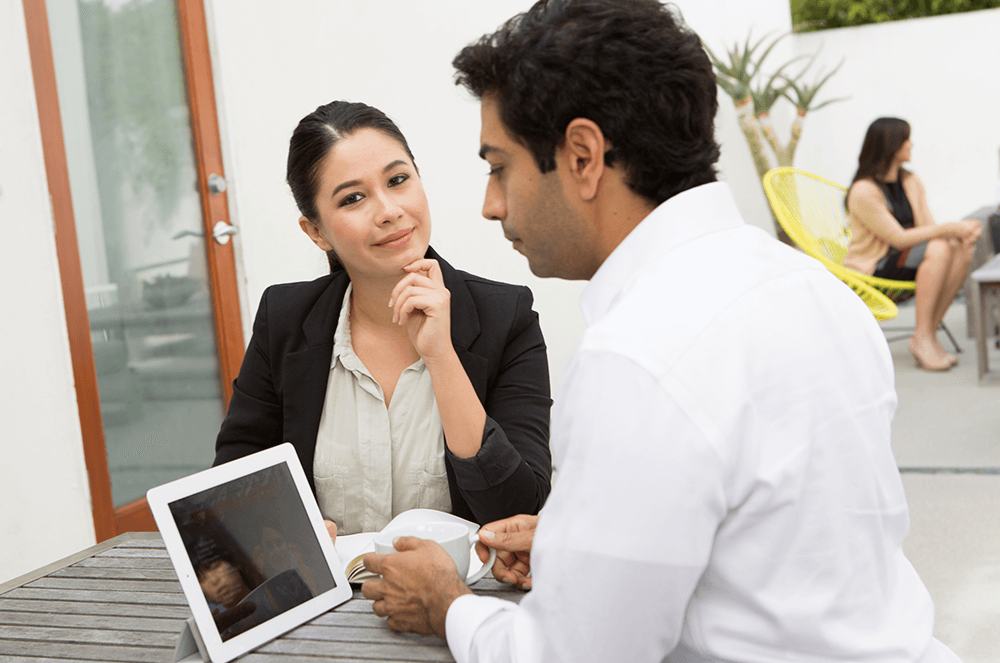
[452,0,719,206]
[851,117,911,187]
[287,101,416,272]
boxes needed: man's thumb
[391,535,421,552]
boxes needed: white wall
[208,0,792,392]
[0,0,95,583]
[789,9,1000,221]
[684,0,795,237]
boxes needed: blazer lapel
[432,248,489,402]
[284,272,349,488]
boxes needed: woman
[843,117,982,371]
[214,101,552,537]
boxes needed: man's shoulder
[581,226,859,373]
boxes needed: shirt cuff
[445,416,521,490]
[446,594,517,663]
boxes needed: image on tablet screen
[167,462,336,641]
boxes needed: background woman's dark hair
[452,0,719,206]
[287,101,416,272]
[850,117,911,189]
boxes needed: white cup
[373,522,496,585]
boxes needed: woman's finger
[403,258,443,283]
[389,271,438,307]
[393,288,447,326]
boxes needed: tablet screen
[167,462,336,641]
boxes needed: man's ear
[560,118,606,202]
[299,216,333,251]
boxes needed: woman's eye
[339,192,363,207]
[388,174,409,187]
[487,166,503,177]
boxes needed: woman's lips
[375,228,413,248]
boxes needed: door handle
[212,221,238,245]
[207,173,227,195]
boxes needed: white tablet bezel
[148,443,351,663]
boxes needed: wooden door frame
[22,0,244,540]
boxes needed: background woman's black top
[881,178,915,229]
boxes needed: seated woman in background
[214,101,552,537]
[843,117,982,371]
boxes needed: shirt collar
[332,282,362,370]
[331,282,425,377]
[580,182,744,326]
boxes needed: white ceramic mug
[373,522,496,585]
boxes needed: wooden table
[0,533,523,662]
[970,253,1000,384]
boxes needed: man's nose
[482,180,505,222]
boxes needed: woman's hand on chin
[389,259,455,363]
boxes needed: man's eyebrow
[479,144,503,160]
[331,160,409,197]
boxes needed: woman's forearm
[887,222,953,249]
[425,350,487,459]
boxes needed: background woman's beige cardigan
[842,173,934,275]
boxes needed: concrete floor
[887,300,1000,662]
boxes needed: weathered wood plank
[0,624,177,647]
[0,598,190,620]
[1,587,189,606]
[324,596,376,614]
[308,611,391,628]
[0,657,127,663]
[0,609,185,633]
[74,556,176,570]
[27,577,183,594]
[0,640,169,662]
[95,548,170,559]
[241,656,427,663]
[256,636,455,661]
[51,566,180,582]
[113,539,167,549]
[284,623,445,645]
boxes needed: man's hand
[324,519,338,543]
[361,537,472,637]
[477,514,538,590]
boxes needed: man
[362,1,959,661]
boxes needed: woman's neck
[882,160,903,183]
[349,274,403,331]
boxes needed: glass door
[28,0,244,535]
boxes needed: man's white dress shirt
[445,183,959,662]
[314,283,451,535]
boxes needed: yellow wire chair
[762,167,961,351]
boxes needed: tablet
[148,443,351,663]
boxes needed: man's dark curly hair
[452,0,720,206]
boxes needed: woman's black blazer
[214,248,552,525]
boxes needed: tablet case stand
[173,618,209,662]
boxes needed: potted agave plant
[705,31,847,244]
